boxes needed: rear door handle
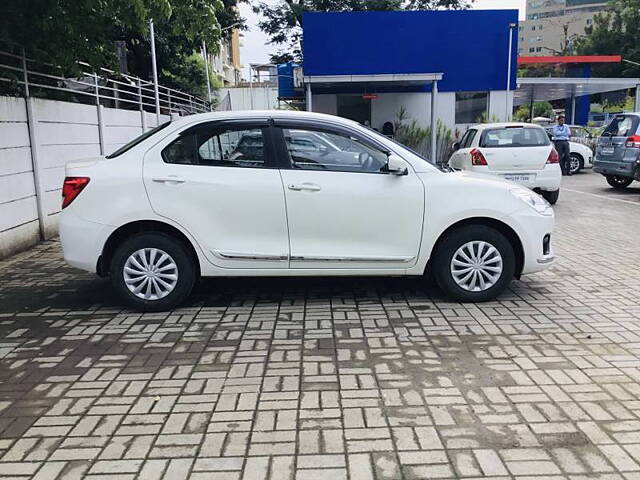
[288,183,321,192]
[152,175,186,184]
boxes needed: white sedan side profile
[59,111,555,311]
[449,123,562,204]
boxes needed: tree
[253,0,473,63]
[0,0,244,96]
[576,0,640,78]
[514,101,554,122]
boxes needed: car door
[143,120,290,269]
[274,122,425,270]
[448,128,477,170]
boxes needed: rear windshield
[602,115,639,137]
[106,121,171,158]
[480,127,550,148]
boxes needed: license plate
[602,147,615,155]
[503,174,531,183]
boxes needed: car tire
[541,189,559,205]
[569,153,583,174]
[110,232,196,312]
[432,225,516,303]
[606,175,633,189]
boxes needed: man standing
[551,115,572,176]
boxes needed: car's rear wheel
[110,233,196,312]
[606,175,633,189]
[541,189,559,205]
[569,153,583,174]
[432,225,515,302]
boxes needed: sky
[238,0,527,78]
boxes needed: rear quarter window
[480,127,550,148]
[603,115,639,137]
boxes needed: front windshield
[106,121,171,159]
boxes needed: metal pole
[149,19,161,124]
[21,48,29,97]
[94,73,105,155]
[506,23,516,121]
[571,95,576,124]
[635,84,640,112]
[430,80,438,163]
[137,78,146,133]
[305,82,312,112]
[202,40,213,110]
[249,65,254,109]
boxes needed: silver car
[594,113,640,189]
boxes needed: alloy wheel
[123,248,179,300]
[450,241,503,292]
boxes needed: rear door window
[480,127,550,148]
[603,115,639,137]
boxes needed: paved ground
[0,172,639,480]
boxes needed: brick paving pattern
[0,173,639,479]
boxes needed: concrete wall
[0,96,169,259]
[218,87,279,111]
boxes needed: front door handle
[288,183,321,192]
[152,175,186,184]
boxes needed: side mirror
[452,141,460,151]
[384,154,409,176]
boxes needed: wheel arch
[98,220,201,277]
[427,217,525,278]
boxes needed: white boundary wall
[0,95,169,259]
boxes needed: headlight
[510,188,553,216]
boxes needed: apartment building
[518,0,608,56]
[210,29,242,86]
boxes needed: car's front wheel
[110,233,196,312]
[432,225,516,302]
[606,175,633,189]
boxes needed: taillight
[62,177,90,209]
[547,148,559,164]
[625,135,640,148]
[470,148,488,166]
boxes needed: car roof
[471,122,543,130]
[169,110,362,129]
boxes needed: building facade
[302,10,518,134]
[518,0,608,56]
[210,29,242,86]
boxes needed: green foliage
[394,106,430,149]
[576,0,640,78]
[475,112,501,123]
[0,0,245,96]
[253,0,474,63]
[514,101,554,122]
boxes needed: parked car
[448,123,562,204]
[594,113,640,189]
[59,111,555,311]
[544,126,595,174]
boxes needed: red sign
[362,94,378,100]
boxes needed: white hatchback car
[60,111,555,311]
[449,123,562,204]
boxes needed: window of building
[532,25,536,31]
[586,18,592,25]
[539,24,543,30]
[529,47,535,53]
[537,36,543,41]
[536,47,543,52]
[455,92,489,124]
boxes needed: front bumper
[508,207,555,275]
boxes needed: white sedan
[449,123,562,204]
[59,111,555,311]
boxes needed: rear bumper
[59,210,112,273]
[593,159,637,178]
[468,164,561,192]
